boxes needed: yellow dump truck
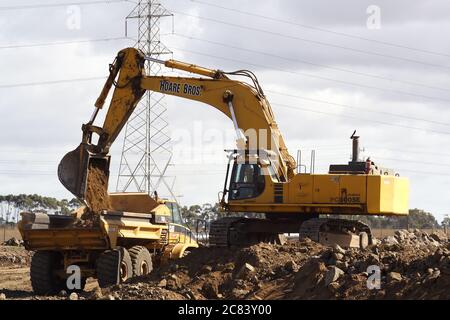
[18,193,198,295]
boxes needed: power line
[0,77,106,89]
[272,102,450,135]
[171,46,450,103]
[0,37,130,50]
[266,90,450,127]
[171,10,450,71]
[190,0,450,59]
[173,33,450,94]
[373,156,450,168]
[0,0,129,11]
[399,169,450,177]
[169,47,450,130]
[368,147,450,158]
[2,71,449,135]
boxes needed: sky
[0,0,449,222]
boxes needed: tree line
[0,194,447,230]
[181,205,448,230]
[0,194,81,224]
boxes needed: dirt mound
[100,240,325,300]
[0,246,32,267]
[2,237,23,247]
[98,229,449,300]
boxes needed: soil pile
[82,161,111,225]
[99,229,449,300]
[0,246,32,267]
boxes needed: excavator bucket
[58,144,110,200]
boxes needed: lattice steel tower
[117,0,176,199]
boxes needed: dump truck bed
[18,212,109,251]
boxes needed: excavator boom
[59,47,296,201]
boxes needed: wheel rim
[140,261,149,275]
[120,261,129,282]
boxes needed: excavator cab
[223,150,277,202]
[229,164,265,200]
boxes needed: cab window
[168,202,183,225]
[229,164,265,200]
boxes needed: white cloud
[0,0,449,222]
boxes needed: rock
[298,247,309,254]
[430,231,448,243]
[236,263,256,279]
[333,244,346,255]
[107,294,115,300]
[59,290,68,297]
[232,289,250,298]
[166,275,181,290]
[91,286,103,300]
[223,263,235,272]
[336,261,349,271]
[368,253,380,264]
[200,265,213,274]
[2,237,22,247]
[158,279,167,288]
[394,230,406,241]
[324,266,345,286]
[332,253,344,261]
[0,293,6,300]
[69,292,78,301]
[387,272,402,282]
[285,260,299,272]
[202,282,219,299]
[328,282,341,291]
[383,236,399,245]
[425,269,441,281]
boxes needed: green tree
[441,215,450,228]
[407,209,439,229]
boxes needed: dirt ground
[0,227,21,243]
[0,229,448,300]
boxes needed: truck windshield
[167,202,184,225]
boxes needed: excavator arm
[59,47,296,200]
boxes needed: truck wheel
[129,246,153,277]
[97,248,132,288]
[359,232,369,250]
[30,251,64,295]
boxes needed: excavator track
[299,218,372,246]
[210,216,373,248]
[209,217,291,247]
[209,217,243,247]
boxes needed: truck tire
[30,251,64,295]
[129,246,153,277]
[97,248,132,288]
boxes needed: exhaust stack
[351,131,360,163]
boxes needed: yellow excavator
[59,47,409,251]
